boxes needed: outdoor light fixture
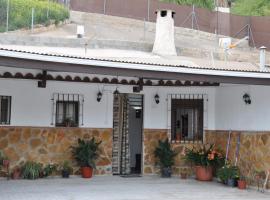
[97,91,102,102]
[113,88,120,95]
[155,94,160,104]
[243,93,251,105]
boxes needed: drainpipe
[260,46,267,71]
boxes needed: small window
[56,101,79,127]
[51,93,84,127]
[171,99,203,142]
[0,96,11,125]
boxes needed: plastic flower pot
[237,180,247,189]
[81,167,93,178]
[161,167,172,178]
[227,178,238,187]
[62,170,70,178]
[195,166,213,181]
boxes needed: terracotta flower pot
[195,166,213,181]
[81,167,93,178]
[12,169,21,179]
[180,173,187,179]
[3,160,10,167]
[238,180,247,190]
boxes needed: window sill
[171,140,203,144]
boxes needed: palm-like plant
[71,138,102,169]
[154,139,177,169]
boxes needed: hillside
[0,0,69,32]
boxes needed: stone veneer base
[0,127,113,175]
[1,126,270,188]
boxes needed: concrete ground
[0,176,269,200]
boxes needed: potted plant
[64,118,74,127]
[21,161,42,180]
[184,144,225,181]
[12,166,21,179]
[60,160,72,178]
[180,167,189,179]
[238,175,247,189]
[217,164,240,187]
[71,138,101,178]
[154,139,177,178]
[42,163,58,177]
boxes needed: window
[51,93,84,127]
[56,101,79,127]
[0,96,11,125]
[171,96,204,143]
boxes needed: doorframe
[112,93,144,175]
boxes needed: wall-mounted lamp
[155,94,160,104]
[97,91,102,102]
[243,93,251,105]
[113,88,120,95]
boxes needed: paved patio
[0,176,269,200]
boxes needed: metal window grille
[167,94,208,143]
[51,93,84,127]
[0,96,11,125]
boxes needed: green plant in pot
[71,138,101,178]
[154,139,177,178]
[42,163,58,177]
[184,144,225,181]
[60,161,72,178]
[217,164,240,187]
[21,161,42,180]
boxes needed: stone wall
[143,129,270,187]
[143,129,198,176]
[205,131,270,180]
[0,127,112,175]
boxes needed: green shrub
[231,0,270,16]
[21,161,42,180]
[42,163,58,177]
[217,164,240,182]
[0,0,69,32]
[71,138,102,169]
[154,139,177,169]
[161,0,215,10]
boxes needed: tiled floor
[0,176,269,200]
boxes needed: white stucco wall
[0,69,216,129]
[3,66,270,131]
[215,84,270,131]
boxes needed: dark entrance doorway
[112,93,143,175]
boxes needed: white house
[0,10,269,179]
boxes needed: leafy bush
[217,164,240,182]
[71,138,102,169]
[21,161,42,179]
[154,139,177,168]
[161,0,215,10]
[184,144,225,167]
[42,163,57,177]
[231,0,270,16]
[0,0,69,32]
[60,160,72,173]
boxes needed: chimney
[260,46,267,70]
[152,10,177,56]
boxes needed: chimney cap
[155,9,175,14]
[260,46,267,50]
